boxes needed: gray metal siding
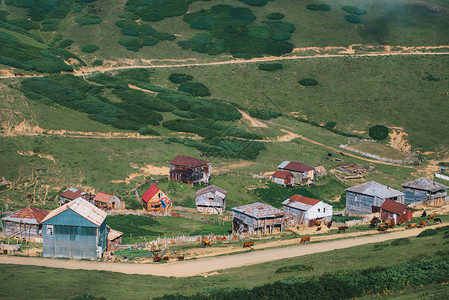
[346,192,375,215]
[403,187,426,204]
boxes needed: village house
[402,177,448,206]
[59,187,94,206]
[195,185,227,214]
[282,195,332,226]
[345,181,405,216]
[380,199,413,224]
[1,206,49,238]
[141,184,172,215]
[232,202,285,234]
[42,197,107,260]
[94,192,124,210]
[276,161,315,185]
[271,170,294,186]
[169,155,211,185]
[106,226,123,251]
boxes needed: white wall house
[283,194,332,226]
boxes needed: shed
[380,199,413,224]
[195,185,227,214]
[141,184,172,214]
[345,181,405,215]
[1,206,49,238]
[402,177,448,206]
[283,195,332,226]
[42,197,107,259]
[277,161,315,185]
[169,155,211,185]
[106,226,123,251]
[232,202,285,234]
[271,170,294,186]
[59,187,94,206]
[94,192,124,210]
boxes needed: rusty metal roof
[60,187,85,200]
[195,185,227,198]
[232,202,284,219]
[42,197,107,227]
[381,199,410,215]
[107,226,123,241]
[272,170,293,179]
[170,155,209,167]
[1,206,49,225]
[402,177,448,192]
[278,161,314,173]
[283,195,321,211]
[345,181,404,199]
[94,192,117,203]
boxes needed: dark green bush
[172,110,195,119]
[118,36,142,51]
[178,82,211,97]
[265,41,294,56]
[390,238,411,246]
[92,59,103,67]
[142,37,159,46]
[8,19,40,30]
[121,27,139,36]
[75,15,102,25]
[345,15,361,24]
[81,44,99,53]
[342,6,367,15]
[258,63,283,71]
[169,73,194,84]
[125,0,193,22]
[424,74,439,81]
[115,19,138,29]
[138,126,160,136]
[248,109,281,120]
[417,229,438,237]
[324,121,337,129]
[239,0,267,6]
[368,125,389,140]
[152,32,175,41]
[266,12,284,20]
[298,78,319,86]
[306,4,321,11]
[264,21,296,41]
[58,39,73,49]
[319,4,331,11]
[0,10,9,22]
[40,18,61,31]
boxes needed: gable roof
[282,194,321,211]
[170,155,209,168]
[272,170,293,179]
[381,199,410,215]
[345,181,404,199]
[402,177,448,193]
[278,161,314,173]
[195,185,227,198]
[94,192,118,203]
[232,202,284,219]
[60,187,85,200]
[107,225,123,241]
[42,197,107,227]
[142,184,161,203]
[2,206,49,225]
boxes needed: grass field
[349,141,412,160]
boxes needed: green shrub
[0,10,10,22]
[258,63,283,71]
[92,60,103,67]
[172,110,194,119]
[8,19,40,30]
[248,109,281,120]
[75,15,102,25]
[118,36,142,51]
[345,15,361,24]
[138,126,160,136]
[424,74,439,81]
[298,78,319,86]
[368,125,389,140]
[417,229,438,237]
[178,82,211,97]
[126,0,193,22]
[58,39,74,49]
[324,121,337,129]
[169,73,193,84]
[319,4,331,11]
[266,12,284,20]
[264,21,296,41]
[306,4,321,11]
[81,44,99,53]
[40,18,61,31]
[391,238,411,246]
[239,0,268,6]
[142,37,159,46]
[121,27,139,36]
[276,264,314,273]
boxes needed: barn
[42,197,107,259]
[1,206,49,238]
[195,185,227,214]
[380,199,413,224]
[402,177,448,206]
[59,187,94,206]
[277,161,315,185]
[169,155,212,185]
[345,181,405,216]
[141,184,172,215]
[94,192,124,210]
[232,202,285,234]
[282,195,332,226]
[271,170,294,186]
[106,226,123,251]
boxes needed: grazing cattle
[300,236,310,243]
[162,256,169,261]
[338,226,349,233]
[339,152,345,156]
[434,218,443,223]
[316,227,322,231]
[202,238,212,247]
[19,73,24,76]
[153,256,162,263]
[386,220,395,229]
[421,211,427,218]
[216,236,227,241]
[243,242,255,249]
[327,220,333,229]
[316,221,321,227]
[177,256,184,261]
[14,73,19,77]
[428,213,436,220]
[407,223,417,228]
[378,225,387,232]
[418,221,428,228]
[369,222,376,228]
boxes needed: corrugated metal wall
[346,192,375,215]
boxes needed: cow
[153,256,162,263]
[162,256,169,261]
[338,226,349,233]
[177,256,184,261]
[378,225,387,232]
[243,242,255,249]
[316,227,322,231]
[300,236,310,243]
[421,211,427,218]
[385,220,395,229]
[327,220,333,229]
[339,152,345,156]
[316,221,321,227]
[434,217,443,223]
[418,221,428,228]
[201,237,212,247]
[428,213,436,220]
[407,223,417,228]
[19,73,24,76]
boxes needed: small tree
[369,125,389,140]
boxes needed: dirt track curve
[0,225,443,277]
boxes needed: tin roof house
[283,195,332,226]
[232,203,285,234]
[402,177,448,206]
[277,161,315,186]
[1,206,49,238]
[169,155,211,185]
[59,187,94,206]
[380,199,413,224]
[94,192,124,210]
[271,170,294,186]
[141,184,172,215]
[195,185,227,215]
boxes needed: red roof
[289,194,321,206]
[381,199,410,215]
[142,184,160,203]
[60,189,84,200]
[170,155,209,168]
[272,170,293,179]
[283,162,314,173]
[94,192,116,203]
[6,206,49,224]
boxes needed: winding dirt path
[0,225,444,277]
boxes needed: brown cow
[385,220,395,229]
[316,221,321,227]
[300,236,310,243]
[418,221,428,228]
[378,225,387,232]
[153,256,162,263]
[434,218,443,223]
[162,256,169,261]
[327,220,333,229]
[243,242,255,249]
[177,256,184,261]
[428,213,436,220]
[202,237,212,247]
[407,223,417,228]
[316,227,322,231]
[338,226,349,233]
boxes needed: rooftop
[94,192,117,203]
[345,181,404,199]
[381,199,410,215]
[232,202,284,219]
[59,187,85,200]
[170,155,209,168]
[402,177,448,192]
[272,170,293,179]
[278,161,314,173]
[1,206,49,225]
[283,195,321,211]
[142,184,161,203]
[195,185,227,198]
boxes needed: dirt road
[0,225,443,277]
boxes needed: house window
[323,208,325,213]
[208,197,214,203]
[318,208,320,212]
[47,225,53,236]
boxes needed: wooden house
[345,181,405,216]
[195,185,227,214]
[282,195,332,226]
[169,155,211,185]
[59,187,94,206]
[277,161,315,185]
[232,202,285,234]
[94,192,124,210]
[141,184,172,214]
[1,206,49,238]
[106,226,123,251]
[380,199,413,224]
[402,177,448,206]
[42,197,107,260]
[271,170,294,186]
